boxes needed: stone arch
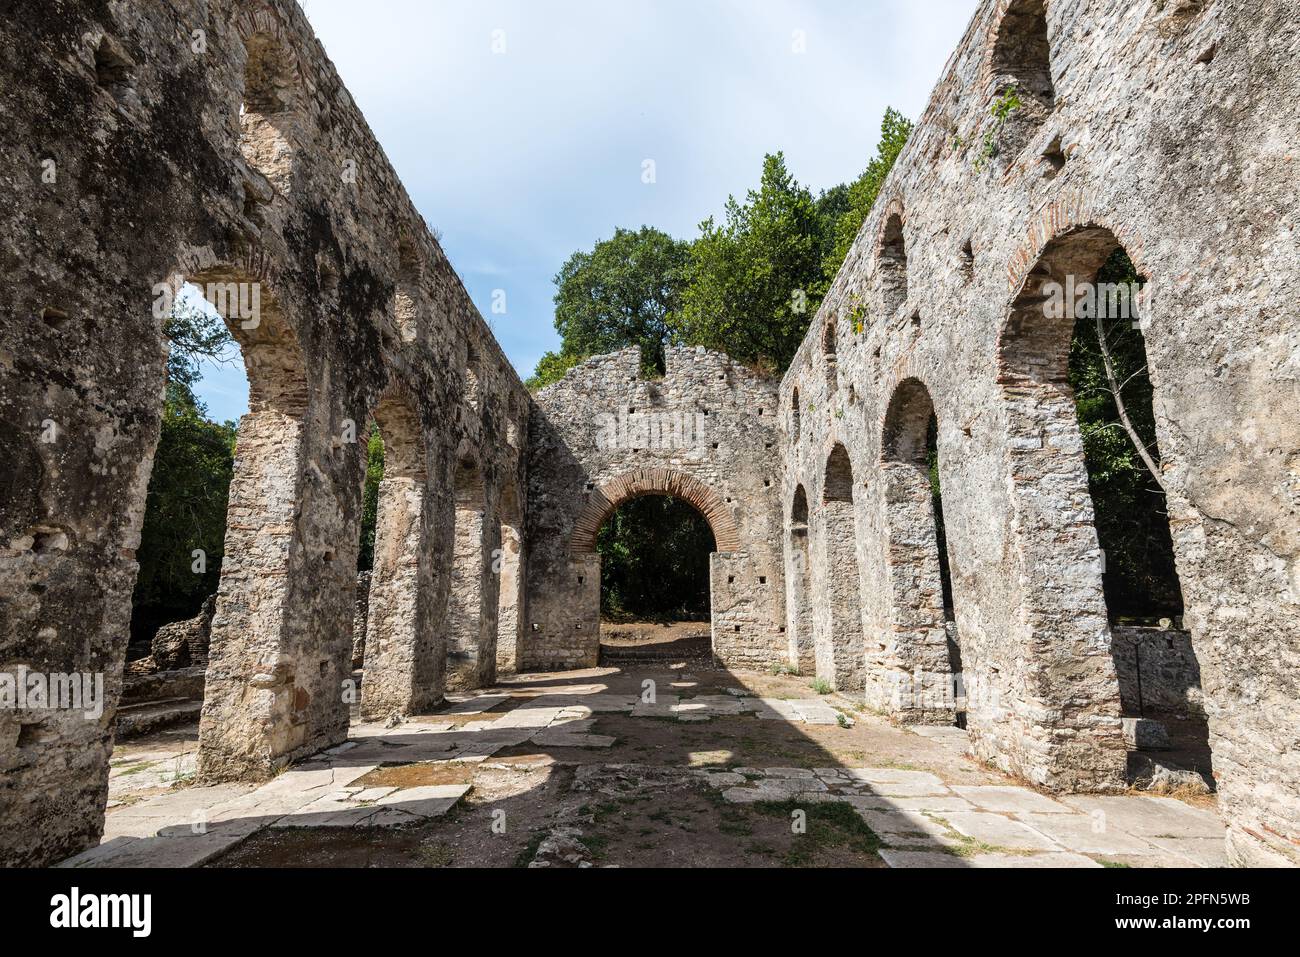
[822,318,839,388]
[465,336,482,414]
[879,207,909,318]
[984,0,1055,161]
[393,236,424,345]
[235,9,305,193]
[815,443,865,692]
[786,483,814,672]
[823,443,855,503]
[988,0,1055,108]
[569,467,740,554]
[993,222,1156,788]
[185,260,308,417]
[188,260,339,780]
[358,382,441,720]
[875,377,960,724]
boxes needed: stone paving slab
[791,700,843,724]
[952,785,1072,814]
[1018,811,1169,857]
[966,852,1101,869]
[853,809,963,847]
[1144,836,1231,868]
[942,812,1065,851]
[843,769,951,797]
[441,694,511,715]
[878,849,969,868]
[1058,795,1225,839]
[848,795,975,814]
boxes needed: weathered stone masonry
[524,347,787,672]
[0,0,528,865]
[779,0,1299,865]
[1,0,1296,871]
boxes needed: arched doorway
[569,468,741,663]
[878,378,961,725]
[815,444,865,692]
[786,485,814,672]
[998,224,1200,788]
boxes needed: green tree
[1070,248,1183,619]
[132,293,238,637]
[823,108,914,281]
[597,496,715,621]
[529,226,691,390]
[357,426,386,571]
[131,386,237,629]
[673,152,827,372]
[163,290,235,404]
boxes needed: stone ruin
[0,0,1296,868]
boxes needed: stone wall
[0,0,529,865]
[1,0,1295,872]
[778,0,1299,865]
[1112,626,1204,719]
[525,347,786,671]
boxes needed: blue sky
[194,0,980,423]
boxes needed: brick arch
[569,468,740,554]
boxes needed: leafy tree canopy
[673,151,830,373]
[528,226,690,389]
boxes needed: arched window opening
[823,443,855,504]
[465,340,482,414]
[1000,227,1204,777]
[880,213,908,318]
[394,239,422,344]
[822,319,839,388]
[240,32,299,192]
[988,0,1056,161]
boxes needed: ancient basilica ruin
[1,0,1296,868]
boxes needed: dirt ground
[99,626,1217,869]
[210,652,1001,868]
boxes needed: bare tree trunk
[1095,314,1167,494]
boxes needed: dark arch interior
[597,493,717,622]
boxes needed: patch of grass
[751,799,883,866]
[513,830,546,868]
[1100,860,1131,868]
[810,678,833,696]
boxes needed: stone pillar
[360,476,442,720]
[495,521,524,675]
[197,405,324,780]
[784,527,815,673]
[968,383,1127,791]
[446,502,489,691]
[812,501,865,693]
[866,461,956,724]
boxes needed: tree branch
[1095,312,1166,493]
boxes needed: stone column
[360,476,442,720]
[197,405,321,780]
